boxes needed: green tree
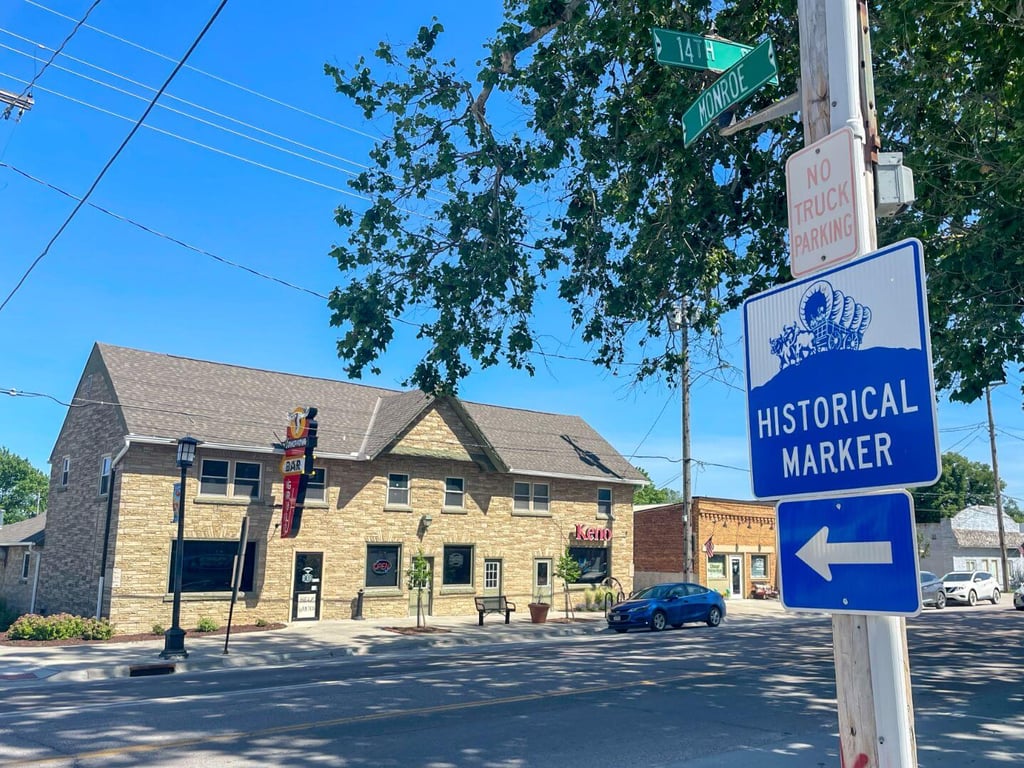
[633,467,682,505]
[405,549,431,628]
[324,2,1024,404]
[910,452,1013,523]
[0,448,47,525]
[554,546,582,620]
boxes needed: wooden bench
[474,595,516,625]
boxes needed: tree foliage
[633,466,682,505]
[325,1,1024,404]
[405,548,431,628]
[911,451,1018,523]
[0,448,47,525]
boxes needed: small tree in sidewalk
[406,549,431,628]
[554,547,581,621]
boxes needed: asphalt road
[1,605,1021,767]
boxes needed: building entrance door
[292,552,323,621]
[729,555,743,599]
[534,558,553,604]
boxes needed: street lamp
[161,435,198,660]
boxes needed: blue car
[607,582,726,633]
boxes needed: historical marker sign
[682,37,777,148]
[743,239,940,499]
[777,491,921,615]
[651,28,778,84]
[786,128,862,277]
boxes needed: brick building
[27,343,645,634]
[633,497,778,598]
[0,514,45,617]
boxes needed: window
[167,540,256,593]
[366,544,400,588]
[60,456,70,487]
[707,555,726,579]
[21,552,31,580]
[444,477,464,509]
[304,467,326,502]
[484,560,500,590]
[751,554,768,579]
[99,455,112,496]
[597,488,612,517]
[568,546,609,584]
[387,473,410,506]
[199,459,262,499]
[443,545,473,585]
[513,481,550,513]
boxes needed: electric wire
[0,0,232,315]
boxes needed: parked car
[607,582,726,633]
[919,571,946,609]
[941,571,1000,606]
[1014,584,1024,611]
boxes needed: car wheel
[706,606,723,627]
[1016,604,1024,612]
[991,588,1000,604]
[935,591,946,609]
[650,610,667,631]
[968,590,977,606]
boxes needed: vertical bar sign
[280,407,311,538]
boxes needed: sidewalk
[0,598,792,685]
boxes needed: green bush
[254,617,268,627]
[7,613,113,641]
[196,617,219,633]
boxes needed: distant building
[0,513,45,616]
[633,497,777,598]
[9,343,645,634]
[917,505,1024,585]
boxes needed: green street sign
[652,28,777,85]
[682,37,777,148]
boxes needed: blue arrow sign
[743,239,940,499]
[777,491,921,615]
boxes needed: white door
[534,559,553,604]
[729,556,743,599]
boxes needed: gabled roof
[88,343,645,484]
[0,513,46,547]
[949,505,1024,548]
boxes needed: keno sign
[786,127,861,277]
[574,524,611,541]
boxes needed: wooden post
[796,1,918,765]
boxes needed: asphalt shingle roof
[91,344,644,484]
[0,513,46,546]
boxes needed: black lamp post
[161,435,198,660]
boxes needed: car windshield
[633,584,677,600]
[942,573,971,582]
[920,572,936,583]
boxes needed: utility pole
[986,385,1010,592]
[798,1,917,765]
[680,301,693,583]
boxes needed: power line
[0,0,232,315]
[25,0,382,143]
[2,0,101,118]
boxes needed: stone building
[30,343,645,634]
[633,497,778,598]
[917,505,1024,586]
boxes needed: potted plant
[528,589,550,623]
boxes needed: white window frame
[444,477,465,509]
[387,473,410,507]
[484,559,500,590]
[60,456,70,487]
[305,467,326,503]
[597,487,612,517]
[513,481,550,514]
[99,455,112,496]
[198,458,262,500]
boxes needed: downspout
[95,466,116,620]
[29,543,41,613]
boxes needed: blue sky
[1,0,1021,506]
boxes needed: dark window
[597,488,612,516]
[387,474,409,506]
[234,462,261,499]
[366,544,400,588]
[99,456,112,496]
[443,545,473,585]
[60,456,70,487]
[305,467,326,502]
[444,477,464,508]
[21,552,30,579]
[568,546,608,584]
[200,460,229,495]
[168,540,256,593]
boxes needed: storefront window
[168,540,256,592]
[366,544,400,588]
[751,554,768,579]
[707,555,725,579]
[568,547,608,584]
[443,545,473,585]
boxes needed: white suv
[941,571,1000,606]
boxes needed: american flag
[704,536,715,560]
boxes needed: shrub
[196,617,219,632]
[254,617,268,628]
[7,613,113,641]
[152,623,166,635]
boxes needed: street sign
[651,28,779,84]
[777,491,921,615]
[786,127,862,277]
[743,238,940,499]
[682,37,777,148]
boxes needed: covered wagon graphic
[770,281,871,370]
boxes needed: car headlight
[627,604,650,614]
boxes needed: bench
[474,595,516,625]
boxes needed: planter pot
[528,603,550,623]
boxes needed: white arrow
[794,526,893,581]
